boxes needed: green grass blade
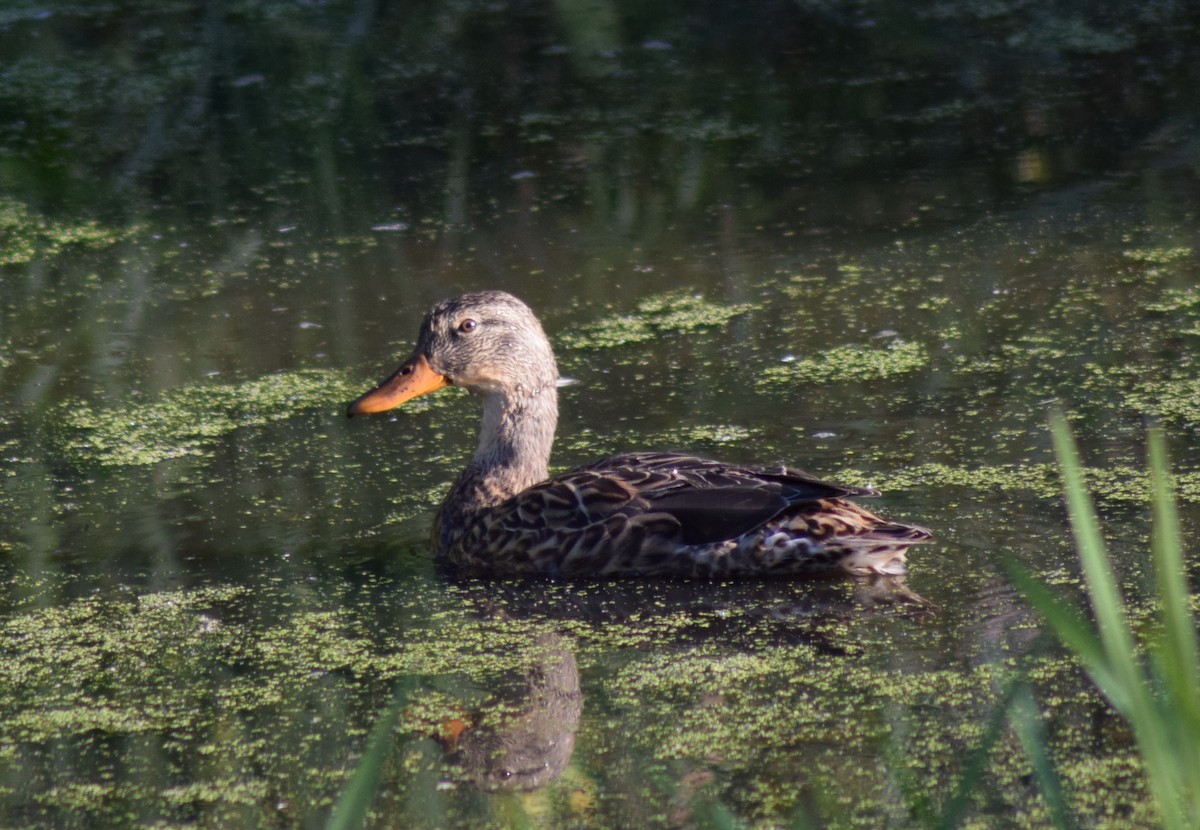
[932,670,1079,830]
[326,680,415,830]
[494,792,538,830]
[1147,429,1200,822]
[1003,561,1130,713]
[692,797,741,830]
[1009,684,1076,830]
[934,678,1023,830]
[1048,410,1140,680]
[1147,429,1200,717]
[787,805,821,830]
[881,706,936,826]
[1047,413,1188,828]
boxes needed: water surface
[2,2,1200,827]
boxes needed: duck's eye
[457,318,478,333]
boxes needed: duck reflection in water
[418,575,927,797]
[441,633,582,793]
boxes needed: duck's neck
[473,380,558,493]
[444,379,558,521]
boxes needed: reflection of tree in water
[4,3,1196,222]
[451,632,582,793]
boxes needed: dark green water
[2,2,1200,827]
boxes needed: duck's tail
[834,521,934,576]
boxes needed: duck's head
[347,290,558,416]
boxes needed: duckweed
[0,199,141,265]
[650,424,754,447]
[593,632,1151,826]
[759,340,929,387]
[834,461,1181,504]
[1124,378,1200,427]
[557,291,753,349]
[0,559,1164,828]
[1143,287,1200,313]
[59,369,366,466]
[1122,246,1193,265]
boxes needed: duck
[347,290,931,578]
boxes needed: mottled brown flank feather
[353,291,931,577]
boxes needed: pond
[2,2,1200,827]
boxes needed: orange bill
[346,353,448,416]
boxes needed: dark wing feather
[583,452,875,499]
[637,485,788,545]
[755,468,879,501]
[568,452,876,545]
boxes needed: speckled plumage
[348,290,931,577]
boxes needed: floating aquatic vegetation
[1144,288,1200,314]
[831,460,1197,505]
[557,291,753,349]
[1123,246,1193,265]
[0,199,141,266]
[59,369,366,467]
[833,462,1059,498]
[553,424,755,461]
[654,424,754,446]
[0,587,247,743]
[759,340,929,387]
[1124,378,1200,428]
[595,630,1151,826]
[0,556,1161,828]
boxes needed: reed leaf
[1007,683,1075,830]
[1024,411,1200,829]
[326,679,415,830]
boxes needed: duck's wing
[584,451,877,497]
[557,452,876,545]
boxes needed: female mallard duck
[348,290,930,577]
